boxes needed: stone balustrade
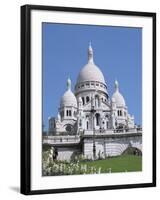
[43,135,80,145]
[83,128,142,136]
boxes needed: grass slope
[80,155,142,173]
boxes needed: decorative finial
[115,80,119,92]
[67,77,71,90]
[88,41,94,63]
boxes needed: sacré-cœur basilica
[43,43,142,160]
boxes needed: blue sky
[42,23,142,130]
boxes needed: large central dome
[77,62,105,84]
[76,43,106,85]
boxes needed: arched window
[86,121,89,130]
[106,121,109,129]
[82,97,85,105]
[95,95,100,107]
[106,114,109,118]
[86,96,90,103]
[95,113,100,126]
[69,110,71,116]
[118,110,121,116]
[120,110,122,116]
[79,119,82,127]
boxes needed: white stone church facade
[43,44,142,160]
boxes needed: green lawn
[80,155,142,173]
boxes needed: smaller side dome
[112,80,125,106]
[60,78,77,108]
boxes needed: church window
[82,97,85,105]
[95,113,100,126]
[66,110,68,116]
[79,119,82,127]
[69,110,72,116]
[120,110,122,116]
[107,121,109,129]
[65,125,72,133]
[86,96,90,103]
[86,121,89,130]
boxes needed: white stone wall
[83,134,142,158]
[43,133,142,161]
[56,147,81,161]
